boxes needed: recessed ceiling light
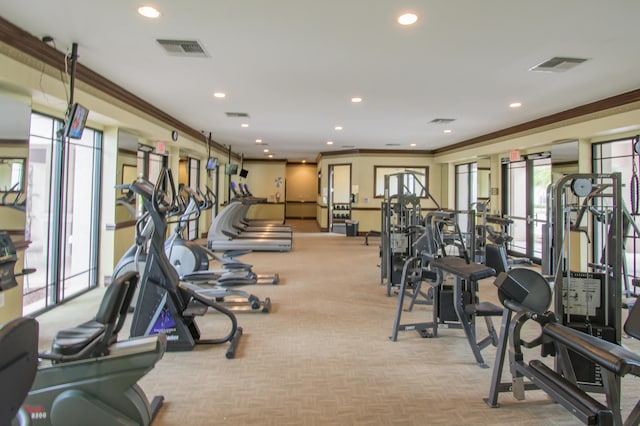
[351,97,362,103]
[444,129,452,134]
[410,143,417,147]
[241,123,249,128]
[510,102,522,108]
[263,148,269,153]
[335,126,343,131]
[302,160,307,163]
[255,139,262,143]
[398,13,418,26]
[268,154,273,158]
[213,92,226,98]
[327,141,334,145]
[138,5,160,18]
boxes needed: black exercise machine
[390,211,502,368]
[126,169,243,357]
[486,265,640,426]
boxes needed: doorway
[328,164,351,233]
[502,154,551,262]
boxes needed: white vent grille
[529,57,587,73]
[156,39,208,57]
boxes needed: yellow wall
[318,152,442,232]
[242,160,287,221]
[286,163,317,219]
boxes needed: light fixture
[410,143,417,147]
[241,123,249,128]
[327,141,334,145]
[335,126,343,131]
[302,160,307,163]
[263,148,269,153]
[444,129,452,134]
[351,97,362,103]
[255,139,262,143]
[510,102,522,108]
[398,13,418,26]
[268,154,273,158]
[138,5,160,18]
[213,92,226,98]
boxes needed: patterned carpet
[35,221,639,425]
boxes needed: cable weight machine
[550,173,624,392]
[380,172,439,297]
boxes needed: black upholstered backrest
[0,317,38,424]
[94,275,130,325]
[624,299,640,340]
[485,244,509,274]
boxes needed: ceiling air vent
[529,57,587,73]
[385,143,401,147]
[430,118,455,124]
[156,39,208,57]
[225,112,250,118]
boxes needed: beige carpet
[35,221,639,425]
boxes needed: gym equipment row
[113,175,273,314]
[207,181,292,252]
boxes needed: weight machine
[549,173,625,391]
[380,172,439,297]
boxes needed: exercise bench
[428,255,500,368]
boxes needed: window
[374,166,428,198]
[455,162,477,211]
[593,137,640,295]
[23,112,102,314]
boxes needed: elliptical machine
[124,169,244,355]
[113,180,271,312]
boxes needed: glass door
[503,155,551,262]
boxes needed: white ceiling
[2,0,640,161]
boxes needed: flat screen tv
[239,168,249,178]
[206,157,218,171]
[225,164,238,175]
[64,103,89,139]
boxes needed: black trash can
[345,220,359,237]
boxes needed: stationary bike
[0,232,165,426]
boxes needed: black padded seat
[51,325,106,355]
[470,301,504,317]
[429,256,496,282]
[543,323,640,377]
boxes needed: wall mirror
[0,158,26,192]
[374,166,428,198]
[477,158,491,200]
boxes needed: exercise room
[1,2,640,425]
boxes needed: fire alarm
[171,130,178,141]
